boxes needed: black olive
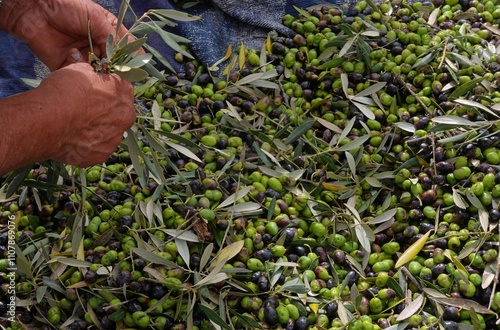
[294,315,310,330]
[264,305,279,326]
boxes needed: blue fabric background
[0,0,347,98]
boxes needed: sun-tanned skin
[0,0,136,175]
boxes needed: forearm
[0,88,63,176]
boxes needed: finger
[69,48,85,63]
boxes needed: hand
[1,0,129,71]
[36,63,136,167]
[0,62,136,175]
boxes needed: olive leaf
[454,99,499,119]
[428,297,495,314]
[337,135,370,152]
[207,240,244,270]
[396,293,424,321]
[131,248,179,269]
[199,304,232,330]
[395,230,431,268]
[448,77,483,100]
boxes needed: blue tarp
[0,0,347,98]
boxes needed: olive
[443,321,459,330]
[294,316,309,330]
[263,305,279,326]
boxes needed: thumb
[68,49,85,63]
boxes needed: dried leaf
[208,240,244,270]
[238,42,246,70]
[395,230,431,268]
[428,7,440,25]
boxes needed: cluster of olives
[2,0,500,329]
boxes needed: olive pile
[2,0,500,329]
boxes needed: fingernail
[71,52,81,61]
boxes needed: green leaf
[47,257,91,268]
[339,35,357,58]
[284,120,315,145]
[106,34,115,59]
[454,98,499,118]
[149,21,193,58]
[143,43,176,73]
[396,294,424,321]
[324,35,349,48]
[42,276,65,294]
[198,303,231,330]
[151,9,201,22]
[142,62,166,81]
[351,101,375,120]
[412,51,436,69]
[448,77,483,100]
[367,208,397,225]
[5,165,32,198]
[115,0,130,39]
[354,82,387,98]
[386,277,405,299]
[108,309,127,322]
[428,297,495,314]
[431,115,479,126]
[113,37,148,60]
[163,140,202,163]
[318,57,344,70]
[36,286,47,303]
[356,37,372,69]
[337,135,370,152]
[131,248,179,268]
[124,53,153,68]
[278,282,309,294]
[163,229,200,242]
[16,245,34,280]
[124,129,147,187]
[113,67,149,82]
[175,238,190,268]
